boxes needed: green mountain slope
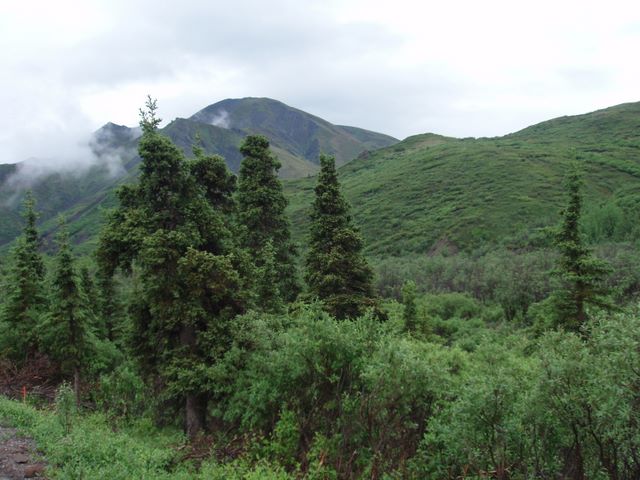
[161,117,319,178]
[286,103,640,255]
[509,101,640,144]
[45,99,640,257]
[0,98,397,248]
[2,101,639,255]
[190,97,397,167]
[336,125,400,150]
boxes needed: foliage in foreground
[0,397,291,479]
[2,306,640,479]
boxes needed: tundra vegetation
[1,99,640,479]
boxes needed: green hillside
[190,97,397,167]
[2,101,639,255]
[0,98,397,248]
[336,125,400,150]
[286,103,640,255]
[162,117,318,178]
[2,102,640,479]
[509,101,640,145]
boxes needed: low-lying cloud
[1,122,139,202]
[209,110,230,129]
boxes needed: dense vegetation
[1,99,639,479]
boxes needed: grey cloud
[209,110,230,129]
[0,0,638,174]
[557,68,612,90]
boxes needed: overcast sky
[1,0,639,165]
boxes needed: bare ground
[0,424,46,479]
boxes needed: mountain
[190,97,398,169]
[0,98,398,249]
[2,101,640,256]
[285,102,640,255]
[91,97,398,178]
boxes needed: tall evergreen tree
[255,240,284,313]
[189,146,237,214]
[0,191,46,359]
[79,264,113,342]
[95,269,122,343]
[305,154,375,319]
[552,163,611,332]
[41,218,90,405]
[236,135,299,306]
[98,97,246,439]
[402,280,418,332]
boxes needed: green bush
[422,292,481,320]
[94,361,148,422]
[409,311,640,479]
[414,339,540,478]
[216,306,465,477]
[3,290,640,479]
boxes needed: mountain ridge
[1,100,639,256]
[0,97,399,248]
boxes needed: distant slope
[0,97,398,248]
[190,97,398,167]
[286,103,640,255]
[336,125,400,150]
[508,102,640,145]
[161,116,319,178]
[0,164,17,184]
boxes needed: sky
[1,0,639,166]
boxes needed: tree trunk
[185,393,206,441]
[180,324,205,440]
[571,425,586,480]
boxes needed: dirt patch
[0,424,46,479]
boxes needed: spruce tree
[98,97,246,439]
[41,218,90,405]
[96,269,122,343]
[0,191,46,359]
[79,266,97,304]
[402,280,418,332]
[236,135,299,306]
[552,163,611,332]
[255,240,284,313]
[189,147,236,214]
[79,264,114,341]
[305,154,375,319]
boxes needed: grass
[0,397,291,479]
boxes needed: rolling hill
[285,102,640,255]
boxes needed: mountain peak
[189,97,398,166]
